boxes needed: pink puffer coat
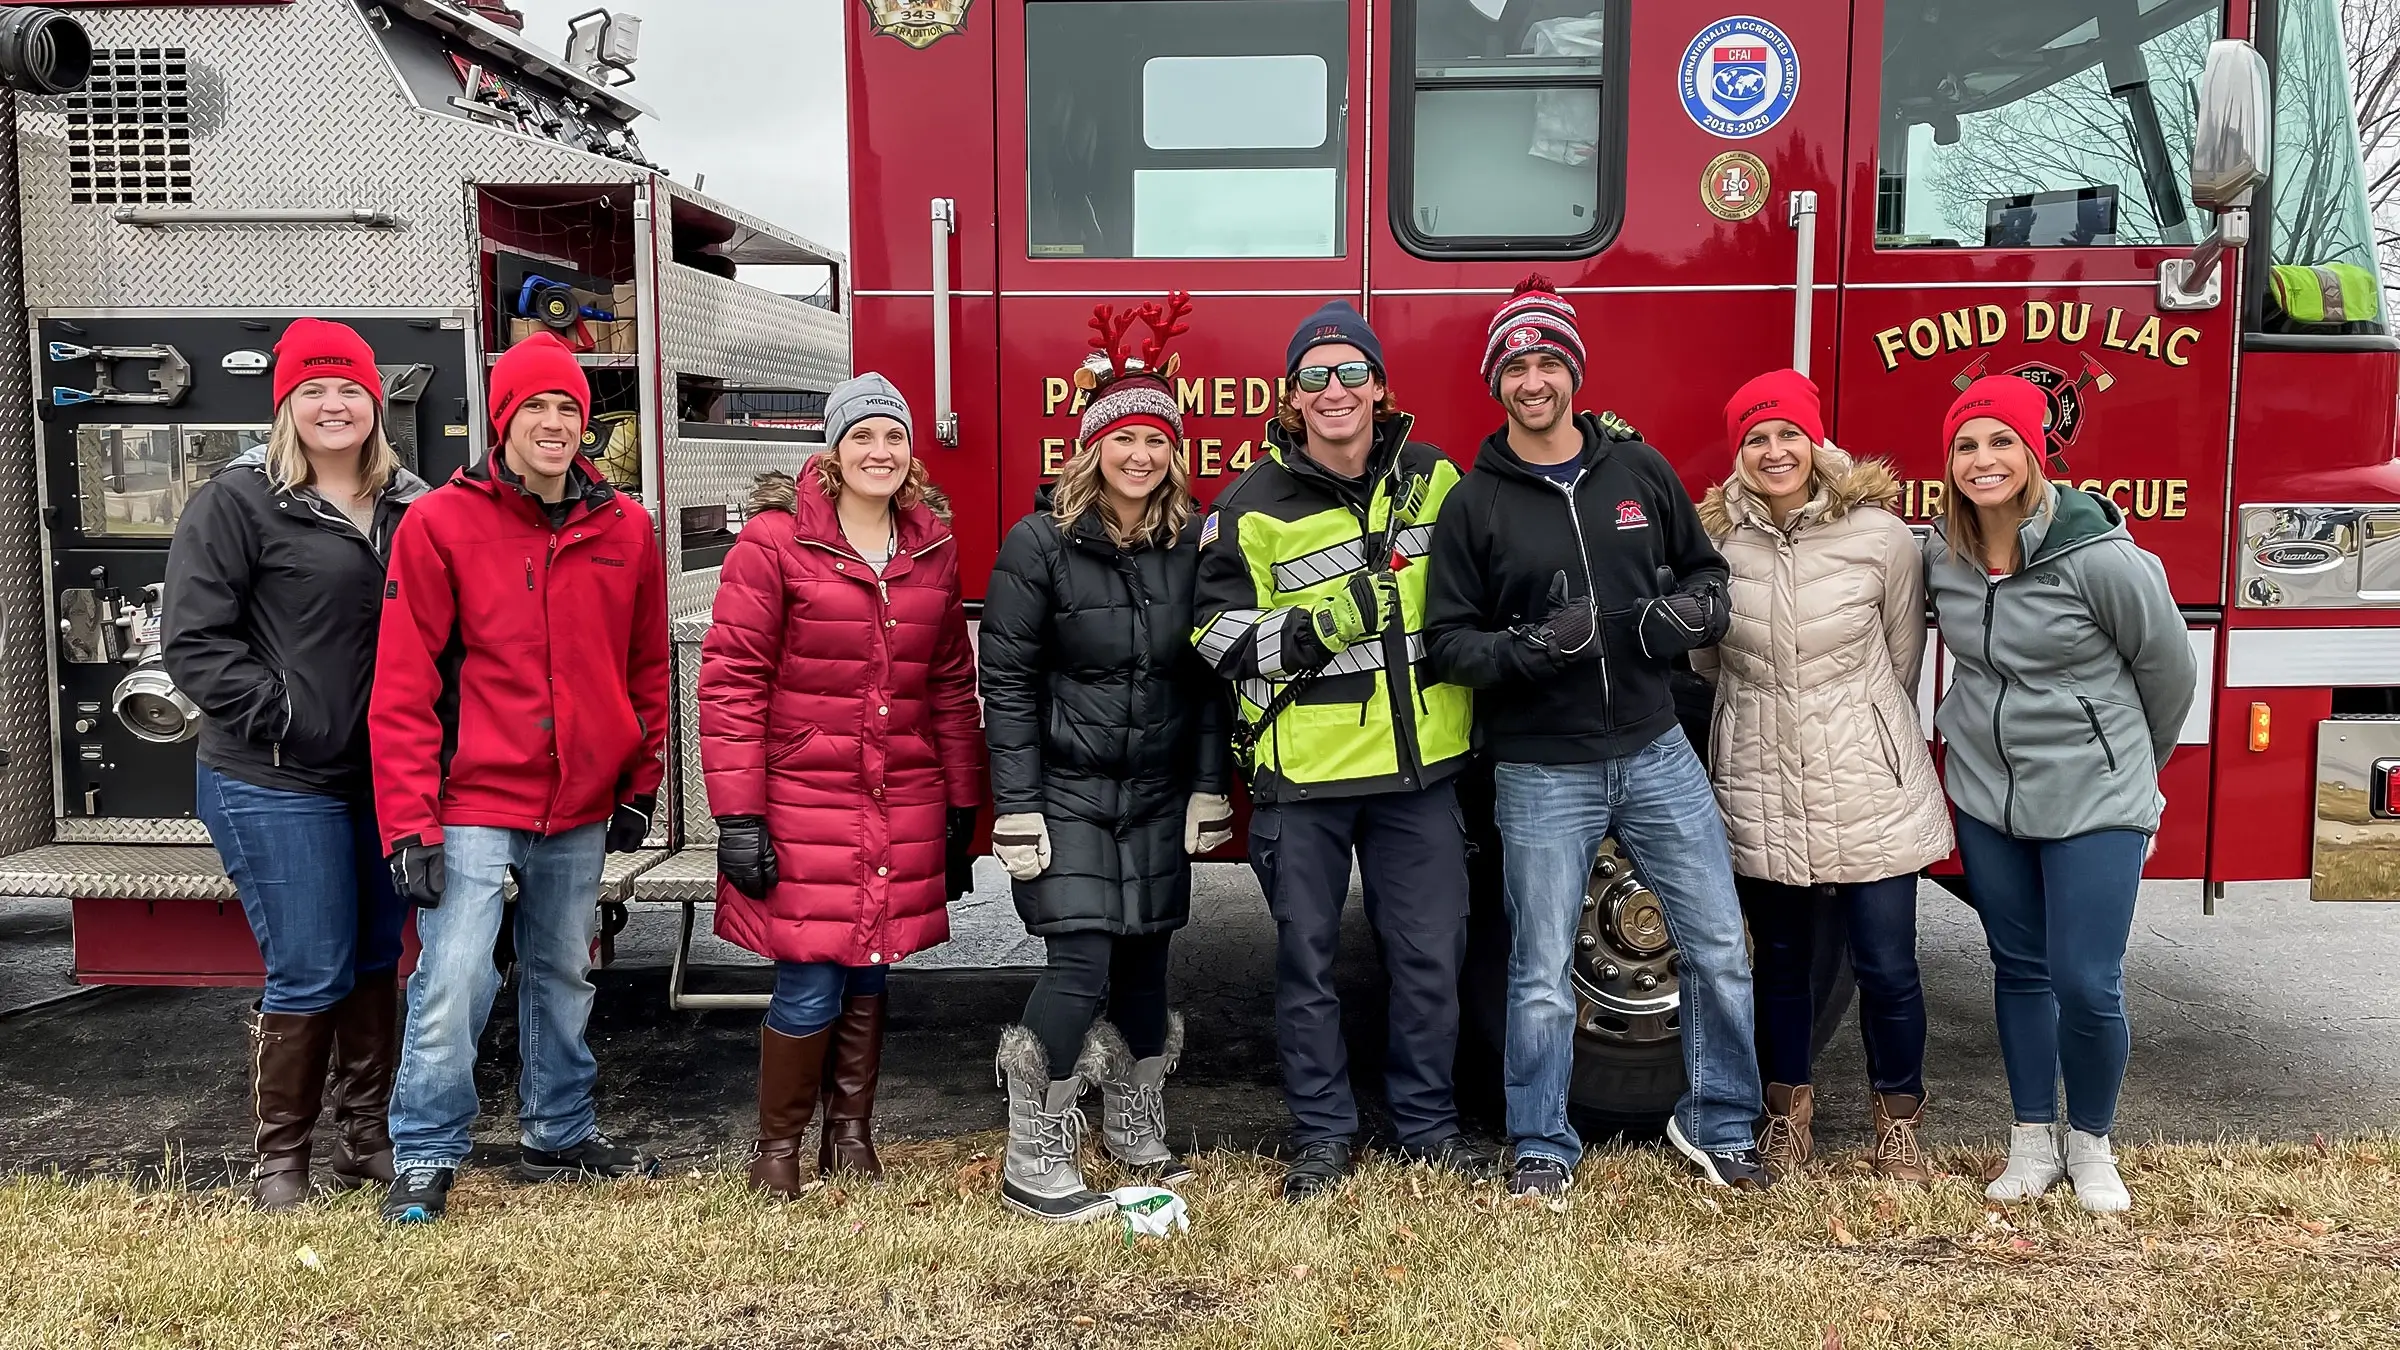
[700,470,985,966]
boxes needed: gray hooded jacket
[1926,482,2194,840]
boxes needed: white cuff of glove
[1184,793,1234,855]
[992,812,1051,881]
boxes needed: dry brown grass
[4,1133,2400,1349]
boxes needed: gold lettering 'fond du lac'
[1872,301,2204,371]
[1037,374,1291,479]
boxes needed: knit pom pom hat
[1077,292,1193,448]
[1482,274,1586,397]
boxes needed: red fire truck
[847,0,2399,1119]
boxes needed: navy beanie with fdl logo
[1285,299,1385,379]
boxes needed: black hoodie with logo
[1423,412,1727,764]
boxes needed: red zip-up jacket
[371,456,669,851]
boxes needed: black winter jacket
[1423,414,1728,763]
[162,447,430,798]
[978,493,1231,936]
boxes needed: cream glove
[992,812,1051,881]
[1184,793,1234,855]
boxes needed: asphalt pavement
[2,863,2397,1188]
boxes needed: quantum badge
[1679,16,1800,141]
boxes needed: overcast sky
[508,0,849,252]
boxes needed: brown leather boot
[1873,1092,1933,1183]
[749,1025,831,1197]
[817,992,886,1179]
[1759,1082,1814,1179]
[250,1006,336,1212]
[326,970,399,1189]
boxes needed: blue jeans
[1739,874,1926,1097]
[1494,730,1761,1163]
[767,961,889,1038]
[388,822,607,1168]
[193,763,406,1015]
[1953,813,2144,1136]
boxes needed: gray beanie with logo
[824,372,913,446]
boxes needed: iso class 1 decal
[1680,16,1799,140]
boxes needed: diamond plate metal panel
[656,262,848,391]
[628,846,716,904]
[15,0,649,309]
[0,843,234,900]
[0,91,57,855]
[674,633,711,846]
[663,433,809,619]
[601,848,664,902]
[54,817,211,845]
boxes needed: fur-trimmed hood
[1697,442,1900,540]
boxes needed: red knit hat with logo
[1942,375,2050,460]
[1481,274,1586,397]
[272,318,382,411]
[488,331,592,439]
[1724,368,1824,454]
[1077,292,1193,447]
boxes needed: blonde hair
[265,396,399,497]
[1730,432,1845,505]
[1939,432,2047,572]
[812,443,932,511]
[1050,429,1195,549]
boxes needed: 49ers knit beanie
[488,331,592,439]
[1482,274,1586,397]
[1724,368,1825,453]
[272,318,383,410]
[1943,375,2050,459]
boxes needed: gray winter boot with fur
[1086,1014,1194,1183]
[996,1025,1115,1223]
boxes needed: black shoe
[1281,1139,1352,1202]
[381,1165,455,1223]
[517,1131,658,1183]
[1667,1117,1773,1190]
[1397,1133,1501,1180]
[1509,1154,1574,1197]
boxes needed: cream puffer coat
[1691,446,1953,886]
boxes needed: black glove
[388,836,445,909]
[605,794,655,854]
[715,814,779,901]
[945,806,978,901]
[1638,566,1730,660]
[1512,570,1601,674]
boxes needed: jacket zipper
[1983,575,2016,834]
[1551,474,1615,732]
[2078,696,2119,772]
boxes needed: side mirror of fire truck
[2162,40,2272,312]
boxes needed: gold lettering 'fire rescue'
[1873,302,2203,372]
[1036,373,1290,479]
[1895,476,2189,523]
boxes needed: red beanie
[1724,368,1824,454]
[488,331,592,439]
[272,318,382,411]
[1943,375,2050,459]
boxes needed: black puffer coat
[979,491,1230,936]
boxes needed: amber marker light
[2248,702,2271,752]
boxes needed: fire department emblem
[1951,352,2116,474]
[860,0,970,50]
[1701,151,1769,221]
[1679,17,1800,140]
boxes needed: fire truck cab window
[1403,0,1609,248]
[2260,0,2386,335]
[1876,0,2220,249]
[1026,1,1347,260]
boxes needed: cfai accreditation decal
[1701,151,1770,221]
[1679,17,1799,140]
[860,0,970,49]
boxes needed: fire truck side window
[2259,0,2387,335]
[1025,0,1348,259]
[1401,0,1610,249]
[1876,0,2220,249]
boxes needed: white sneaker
[2064,1130,2131,1213]
[1984,1122,2065,1202]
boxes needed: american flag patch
[1199,511,1220,547]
